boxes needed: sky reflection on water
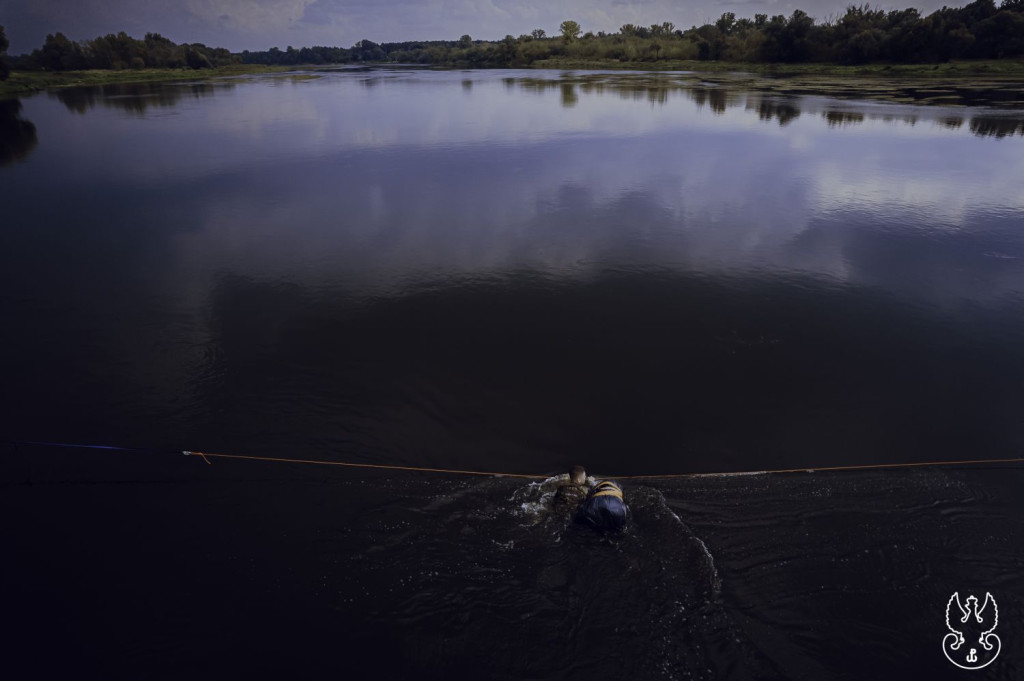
[10,69,1024,300]
[2,68,1024,473]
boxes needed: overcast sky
[1,0,959,54]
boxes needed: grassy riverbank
[0,64,295,98]
[529,57,1024,77]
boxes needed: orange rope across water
[183,449,1024,479]
[184,450,548,479]
[613,456,1024,479]
[11,441,1024,480]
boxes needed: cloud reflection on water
[4,69,1024,471]
[15,68,1023,305]
[146,73,1024,309]
[9,69,1024,311]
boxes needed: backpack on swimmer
[578,479,628,531]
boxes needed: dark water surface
[2,68,1024,679]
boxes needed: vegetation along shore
[1,0,1024,98]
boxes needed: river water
[1,67,1023,679]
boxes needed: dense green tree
[531,29,546,39]
[973,9,1024,55]
[759,10,817,61]
[716,13,737,35]
[36,33,86,70]
[560,20,582,41]
[650,21,676,37]
[184,45,213,69]
[351,39,386,61]
[961,0,1000,23]
[85,32,141,69]
[881,9,928,61]
[143,32,184,68]
[497,35,521,64]
[692,24,726,59]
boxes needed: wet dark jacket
[552,482,588,516]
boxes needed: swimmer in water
[551,465,589,516]
[578,479,628,531]
[549,466,628,531]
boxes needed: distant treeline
[8,31,238,72]
[5,0,1024,74]
[241,2,1024,67]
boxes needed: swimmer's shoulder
[553,482,588,507]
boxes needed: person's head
[569,465,586,485]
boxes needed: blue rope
[10,440,179,455]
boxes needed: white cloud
[185,0,318,33]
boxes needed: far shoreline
[3,58,1024,100]
[0,64,295,98]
